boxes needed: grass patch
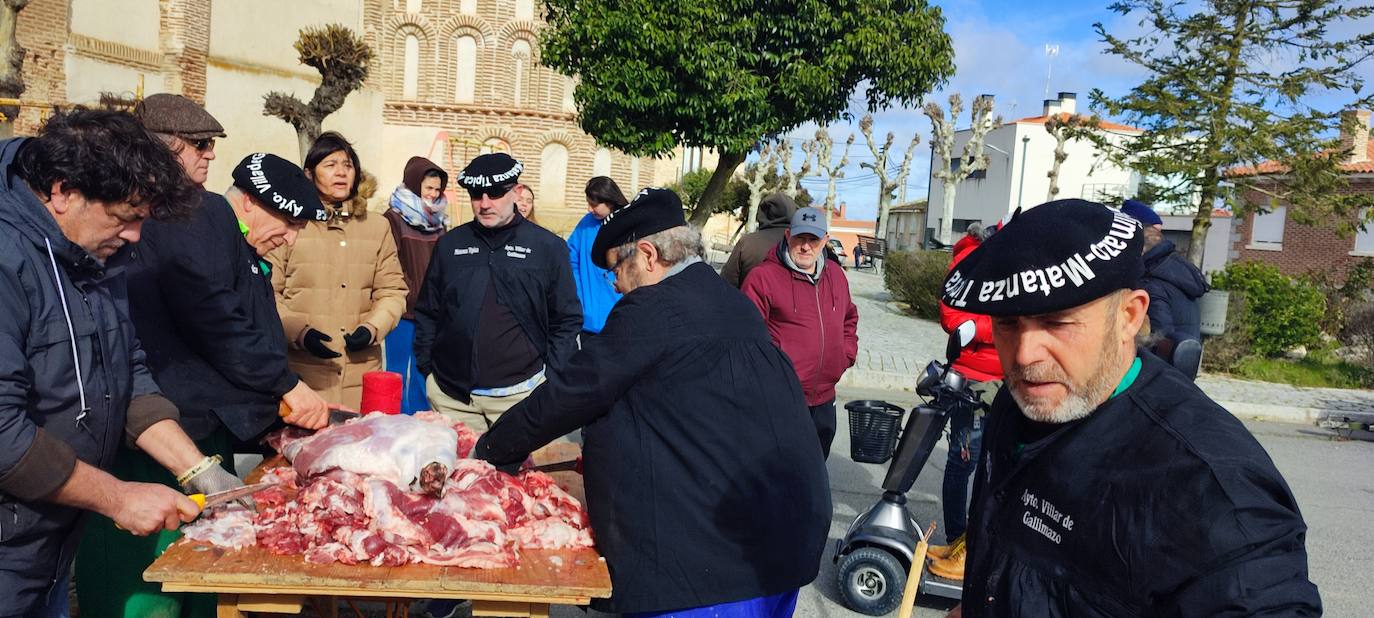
[1231,354,1374,389]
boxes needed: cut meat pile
[181,412,592,568]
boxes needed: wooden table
[145,443,611,617]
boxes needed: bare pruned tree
[778,140,816,200]
[741,143,777,236]
[0,0,30,137]
[263,24,374,159]
[1044,113,1101,200]
[925,93,1000,246]
[859,114,921,240]
[814,128,855,225]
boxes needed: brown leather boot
[927,533,965,560]
[928,541,966,581]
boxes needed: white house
[926,92,1143,236]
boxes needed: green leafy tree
[1090,0,1374,266]
[541,0,955,226]
[263,24,374,158]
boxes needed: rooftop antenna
[1044,44,1060,98]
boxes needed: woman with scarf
[267,132,408,411]
[383,156,450,413]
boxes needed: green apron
[74,429,234,618]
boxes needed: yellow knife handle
[279,401,292,418]
[190,494,206,509]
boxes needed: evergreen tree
[1091,0,1374,265]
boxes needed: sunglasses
[466,184,513,200]
[189,138,215,152]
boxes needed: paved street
[839,268,1374,421]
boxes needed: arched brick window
[455,35,477,103]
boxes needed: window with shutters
[1354,209,1374,255]
[1249,206,1286,250]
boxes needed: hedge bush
[1211,261,1326,357]
[883,250,950,319]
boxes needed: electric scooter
[834,320,980,615]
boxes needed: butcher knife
[278,401,361,425]
[188,480,279,510]
[528,457,583,474]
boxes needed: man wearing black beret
[125,152,332,447]
[474,188,831,616]
[944,199,1318,616]
[413,153,582,433]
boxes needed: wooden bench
[855,235,887,269]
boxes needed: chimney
[1043,99,1060,117]
[1057,92,1077,114]
[1340,109,1371,165]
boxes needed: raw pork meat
[284,413,472,495]
[181,505,257,549]
[180,413,593,569]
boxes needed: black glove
[343,325,374,352]
[301,328,341,359]
[473,432,523,476]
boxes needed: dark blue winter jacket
[0,137,163,615]
[1141,239,1209,341]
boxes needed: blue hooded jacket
[567,212,621,333]
[0,137,161,614]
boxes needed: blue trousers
[941,406,982,542]
[625,589,800,618]
[384,318,428,415]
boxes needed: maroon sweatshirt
[741,245,859,406]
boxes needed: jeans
[808,400,837,460]
[941,406,982,543]
[940,379,1000,543]
[384,318,429,415]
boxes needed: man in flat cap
[79,154,333,616]
[474,188,831,616]
[413,152,581,433]
[134,93,225,188]
[943,199,1318,616]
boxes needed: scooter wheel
[837,546,907,615]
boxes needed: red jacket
[940,236,1003,382]
[741,245,860,406]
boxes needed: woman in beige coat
[268,132,408,410]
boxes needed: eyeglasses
[190,138,215,152]
[466,185,513,201]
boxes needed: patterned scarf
[388,185,449,232]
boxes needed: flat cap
[592,187,686,269]
[941,199,1143,316]
[134,93,226,140]
[457,153,523,190]
[231,153,328,222]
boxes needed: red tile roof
[1227,141,1374,177]
[1013,112,1141,133]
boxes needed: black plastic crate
[845,400,905,464]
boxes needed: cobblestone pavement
[839,269,1374,418]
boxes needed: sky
[788,0,1374,221]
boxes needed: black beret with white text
[941,199,1144,316]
